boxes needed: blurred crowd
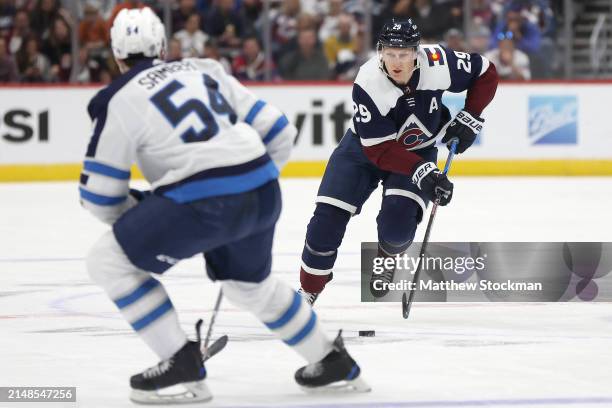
[0,0,560,83]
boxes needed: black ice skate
[298,273,333,306]
[369,248,396,298]
[294,330,371,393]
[130,320,212,405]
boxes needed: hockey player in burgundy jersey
[298,18,498,304]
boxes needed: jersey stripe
[79,187,127,206]
[360,133,396,147]
[158,157,279,203]
[263,116,289,144]
[84,160,131,180]
[245,100,266,124]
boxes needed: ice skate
[298,272,333,305]
[130,320,212,405]
[294,330,371,393]
[297,287,320,305]
[369,261,395,298]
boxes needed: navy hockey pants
[300,131,437,293]
[114,180,281,283]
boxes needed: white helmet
[110,7,166,60]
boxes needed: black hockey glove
[412,161,454,206]
[441,110,484,154]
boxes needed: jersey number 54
[151,74,237,143]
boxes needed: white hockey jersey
[80,58,296,224]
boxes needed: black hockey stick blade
[203,335,228,362]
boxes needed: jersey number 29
[454,51,472,73]
[151,74,237,143]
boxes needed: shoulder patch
[423,45,446,67]
[354,56,403,116]
[416,44,451,91]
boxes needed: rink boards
[1,81,611,181]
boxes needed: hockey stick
[402,138,458,319]
[201,288,228,362]
[203,334,228,362]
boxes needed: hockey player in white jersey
[81,8,368,404]
[298,19,499,304]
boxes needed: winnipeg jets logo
[398,124,427,149]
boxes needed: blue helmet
[377,18,421,50]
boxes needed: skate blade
[300,376,371,394]
[130,381,213,405]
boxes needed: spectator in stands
[16,35,51,82]
[204,38,232,73]
[300,0,327,19]
[410,0,456,42]
[336,29,376,81]
[467,25,491,54]
[276,12,317,60]
[470,0,495,30]
[166,38,183,61]
[443,28,466,52]
[42,16,71,81]
[485,34,530,80]
[323,13,357,70]
[75,42,112,83]
[173,13,208,58]
[79,2,109,61]
[205,0,244,50]
[0,0,16,42]
[232,35,277,81]
[270,0,300,57]
[491,4,541,54]
[172,0,200,33]
[318,0,343,42]
[239,0,262,36]
[279,27,330,80]
[434,0,463,27]
[74,0,118,21]
[30,0,68,40]
[80,2,114,83]
[7,8,28,54]
[0,36,19,82]
[107,0,145,30]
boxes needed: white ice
[1,178,611,408]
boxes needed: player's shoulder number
[453,51,471,73]
[353,102,371,123]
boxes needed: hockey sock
[223,276,333,363]
[301,203,351,292]
[87,231,187,360]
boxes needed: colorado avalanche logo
[398,124,428,149]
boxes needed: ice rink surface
[1,177,611,408]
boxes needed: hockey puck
[358,330,375,337]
